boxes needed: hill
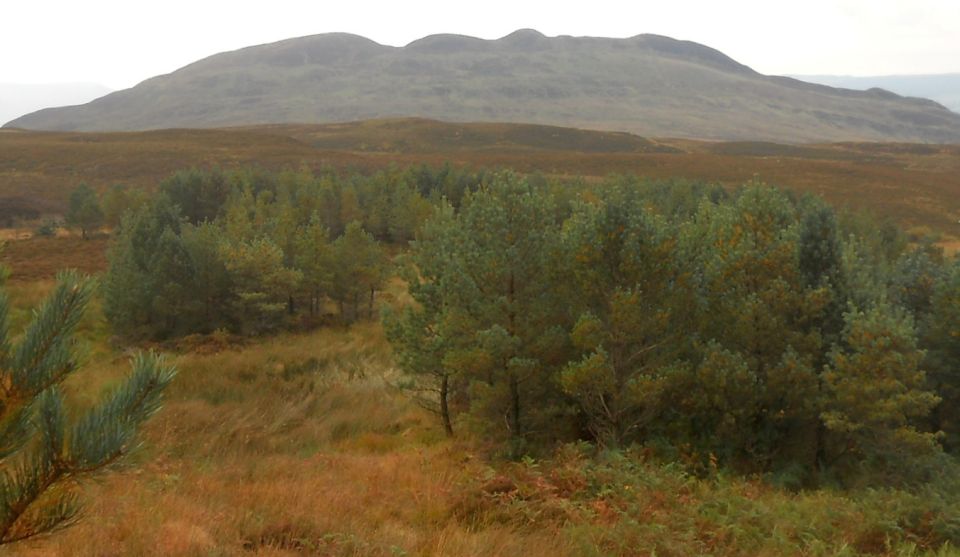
[2,119,960,241]
[6,30,960,143]
[796,73,960,113]
[0,82,111,126]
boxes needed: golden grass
[14,320,576,556]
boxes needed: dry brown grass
[1,236,109,282]
[14,321,576,556]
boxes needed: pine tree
[65,184,104,240]
[920,261,960,452]
[218,237,302,335]
[822,302,941,476]
[678,186,826,471]
[158,168,231,224]
[101,184,146,229]
[102,198,196,339]
[330,222,387,321]
[293,213,333,317]
[0,271,174,545]
[560,188,692,447]
[181,222,233,330]
[416,174,569,448]
[384,204,461,436]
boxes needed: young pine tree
[218,237,302,335]
[102,198,196,339]
[420,175,570,448]
[383,205,462,436]
[920,260,960,452]
[822,302,941,478]
[293,213,333,317]
[0,271,174,545]
[65,184,104,240]
[330,222,387,322]
[560,189,692,447]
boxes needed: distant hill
[0,82,112,126]
[795,74,960,114]
[6,30,960,143]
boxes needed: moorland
[0,117,958,556]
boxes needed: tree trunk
[440,374,453,437]
[368,286,375,318]
[509,374,521,437]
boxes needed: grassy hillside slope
[7,30,960,143]
[796,73,960,114]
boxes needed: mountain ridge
[7,30,960,143]
[0,82,112,126]
[793,73,960,113]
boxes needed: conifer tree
[181,222,233,330]
[102,197,195,339]
[293,213,333,316]
[822,303,941,474]
[158,168,231,224]
[384,205,462,436]
[560,188,692,446]
[219,237,302,335]
[330,222,387,321]
[920,261,960,451]
[0,271,174,545]
[65,184,104,240]
[400,175,570,448]
[679,186,826,470]
[384,175,573,448]
[100,184,146,229]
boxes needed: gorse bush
[0,270,174,545]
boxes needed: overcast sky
[4,0,959,90]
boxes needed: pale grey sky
[4,0,959,90]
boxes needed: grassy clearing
[4,285,955,556]
[16,319,576,556]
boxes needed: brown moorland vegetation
[2,119,959,240]
[0,235,109,281]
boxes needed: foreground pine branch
[0,271,175,545]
